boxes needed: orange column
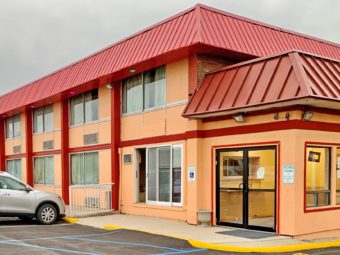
[111,83,121,211]
[61,99,70,204]
[0,119,5,170]
[25,110,33,186]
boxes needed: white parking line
[0,240,103,255]
[0,230,121,243]
[0,223,69,228]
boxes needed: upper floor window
[122,66,166,114]
[6,115,21,139]
[33,105,53,133]
[70,89,98,126]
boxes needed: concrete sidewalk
[74,214,340,253]
[78,214,295,246]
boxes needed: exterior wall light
[106,84,113,89]
[233,113,245,123]
[274,112,291,120]
[285,112,290,120]
[302,111,314,121]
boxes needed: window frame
[69,151,99,185]
[33,104,54,134]
[337,147,340,205]
[135,143,183,207]
[69,89,99,127]
[5,114,21,139]
[33,156,54,185]
[304,142,340,213]
[122,66,166,115]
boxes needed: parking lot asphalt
[0,218,339,255]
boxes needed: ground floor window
[34,156,54,185]
[136,145,182,206]
[305,146,331,208]
[6,159,22,180]
[71,152,99,185]
[336,147,340,204]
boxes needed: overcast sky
[0,0,339,96]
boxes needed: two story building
[0,4,339,238]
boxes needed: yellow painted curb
[189,239,340,253]
[63,217,79,223]
[103,225,122,231]
[102,224,340,253]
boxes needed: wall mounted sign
[308,151,321,162]
[188,166,196,182]
[123,154,132,164]
[283,164,295,184]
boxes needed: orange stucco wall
[121,58,189,142]
[120,104,340,236]
[120,58,192,220]
[290,130,340,236]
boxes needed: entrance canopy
[183,50,340,118]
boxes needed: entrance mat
[216,229,274,239]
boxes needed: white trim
[121,99,188,118]
[166,99,188,108]
[5,136,23,141]
[136,143,183,207]
[69,117,111,129]
[134,148,139,203]
[32,128,61,136]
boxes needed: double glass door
[216,146,276,232]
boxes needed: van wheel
[36,204,57,225]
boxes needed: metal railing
[69,183,114,217]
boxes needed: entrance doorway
[216,146,276,232]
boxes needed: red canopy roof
[183,50,340,118]
[0,4,339,115]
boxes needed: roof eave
[183,97,340,119]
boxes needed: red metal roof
[183,50,340,118]
[198,5,340,59]
[0,4,339,115]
